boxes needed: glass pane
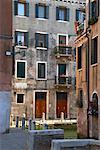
[38,63,45,78]
[17,62,25,78]
[59,9,64,20]
[18,3,24,16]
[38,6,44,18]
[17,32,24,46]
[17,94,24,103]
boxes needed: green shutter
[56,7,59,20]
[25,32,29,47]
[14,1,18,15]
[66,8,70,21]
[17,62,25,78]
[46,6,49,19]
[35,4,38,18]
[26,3,29,17]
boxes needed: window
[91,37,98,65]
[77,46,82,69]
[36,62,47,80]
[35,4,49,19]
[16,60,27,79]
[76,9,85,22]
[15,31,28,47]
[17,94,24,103]
[77,89,83,108]
[35,33,48,48]
[90,0,99,19]
[56,7,70,21]
[14,1,29,17]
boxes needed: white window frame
[57,34,68,46]
[36,31,48,50]
[15,60,27,79]
[15,29,28,48]
[36,61,47,80]
[16,93,25,104]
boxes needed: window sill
[77,68,82,72]
[91,63,98,67]
[36,78,47,81]
[15,45,27,49]
[36,47,47,50]
[36,18,48,21]
[15,77,26,80]
[57,20,69,23]
[15,15,28,18]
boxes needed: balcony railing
[75,21,84,35]
[55,76,72,86]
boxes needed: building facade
[0,0,12,133]
[76,0,100,139]
[11,0,85,120]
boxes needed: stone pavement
[0,128,28,150]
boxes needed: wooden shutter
[66,8,70,21]
[24,32,29,47]
[35,4,38,18]
[14,1,18,15]
[76,9,79,21]
[26,2,29,17]
[17,62,25,78]
[46,6,49,19]
[46,34,48,48]
[56,7,59,20]
[15,31,18,45]
[35,33,38,47]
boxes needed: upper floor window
[90,0,99,19]
[91,37,98,65]
[36,62,47,80]
[15,60,27,79]
[14,1,29,17]
[35,33,48,49]
[77,46,82,69]
[58,34,68,46]
[15,31,28,47]
[76,9,85,22]
[56,7,70,21]
[16,94,24,104]
[35,4,49,19]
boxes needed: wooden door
[56,92,67,118]
[35,92,46,118]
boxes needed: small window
[16,61,27,79]
[37,62,47,79]
[56,7,70,21]
[15,31,28,47]
[76,9,85,22]
[35,33,48,48]
[59,35,67,45]
[77,46,82,69]
[17,94,24,103]
[35,4,49,19]
[91,37,98,65]
[14,1,29,17]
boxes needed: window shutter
[15,31,18,45]
[14,1,18,15]
[96,0,99,17]
[35,4,38,18]
[35,33,38,47]
[25,32,29,47]
[56,7,59,20]
[46,6,49,19]
[66,8,70,21]
[76,10,79,21]
[26,3,29,17]
[46,34,48,48]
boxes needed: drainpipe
[86,0,91,138]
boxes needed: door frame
[33,90,49,119]
[55,91,67,119]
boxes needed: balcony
[55,76,72,88]
[75,21,85,35]
[54,46,72,60]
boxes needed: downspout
[86,0,91,138]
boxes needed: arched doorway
[91,93,98,139]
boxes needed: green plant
[89,17,98,25]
